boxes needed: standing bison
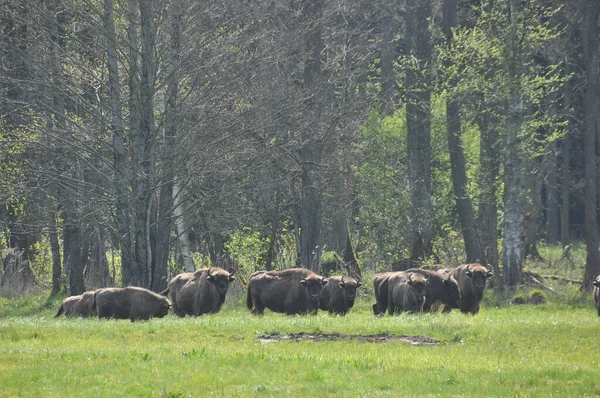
[406,268,461,312]
[319,275,362,315]
[247,268,327,315]
[164,267,235,317]
[54,290,97,318]
[593,275,600,317]
[442,263,492,314]
[372,271,428,315]
[93,287,170,321]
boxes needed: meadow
[0,286,598,397]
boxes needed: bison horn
[208,267,213,276]
[228,267,235,276]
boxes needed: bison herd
[53,264,600,321]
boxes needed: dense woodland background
[1,0,599,297]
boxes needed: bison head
[300,275,328,303]
[158,298,171,318]
[465,263,492,293]
[207,267,236,298]
[338,276,362,305]
[407,273,428,308]
[593,276,600,288]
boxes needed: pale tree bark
[49,201,62,295]
[405,0,433,262]
[298,0,325,271]
[380,1,396,116]
[502,0,525,288]
[173,177,195,272]
[560,68,572,249]
[582,0,600,290]
[104,0,134,286]
[443,0,482,264]
[152,0,182,291]
[545,141,560,244]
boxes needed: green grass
[1,292,598,397]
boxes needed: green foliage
[224,227,270,275]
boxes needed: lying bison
[373,271,428,315]
[593,275,600,317]
[441,263,492,314]
[164,267,235,317]
[319,275,362,315]
[93,287,170,321]
[406,268,461,312]
[54,290,97,318]
[247,268,327,315]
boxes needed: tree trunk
[582,0,600,290]
[502,0,525,288]
[173,177,195,272]
[152,0,181,291]
[405,0,433,262]
[49,204,62,295]
[380,2,396,116]
[524,155,543,260]
[443,0,482,264]
[545,141,560,244]
[560,70,572,249]
[298,0,325,271]
[104,0,134,288]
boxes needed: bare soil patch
[258,332,440,345]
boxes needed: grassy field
[0,289,598,397]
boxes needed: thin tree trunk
[545,141,560,244]
[298,0,325,271]
[49,204,62,295]
[172,177,195,272]
[152,0,181,291]
[443,0,482,264]
[502,0,525,288]
[582,0,600,290]
[560,71,572,249]
[104,0,134,288]
[405,0,433,262]
[380,2,396,116]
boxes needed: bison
[406,268,461,312]
[319,275,362,315]
[373,271,428,315]
[247,268,328,315]
[387,272,428,314]
[93,287,170,321]
[441,263,492,314]
[54,290,97,318]
[164,267,235,317]
[593,275,600,317]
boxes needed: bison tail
[54,303,64,318]
[246,287,253,310]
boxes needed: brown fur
[94,287,170,321]
[319,276,362,315]
[54,291,97,318]
[593,275,600,317]
[247,268,327,315]
[387,272,428,314]
[165,267,235,317]
[442,264,492,314]
[406,268,461,312]
[372,272,395,315]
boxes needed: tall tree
[405,0,433,262]
[443,0,483,263]
[502,0,525,287]
[582,0,600,290]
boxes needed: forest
[1,0,599,297]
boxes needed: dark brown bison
[442,263,492,314]
[406,268,461,312]
[372,272,395,315]
[387,272,428,314]
[164,267,235,317]
[247,268,328,315]
[593,275,600,317]
[93,287,170,321]
[54,290,97,318]
[373,271,428,315]
[319,275,362,315]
